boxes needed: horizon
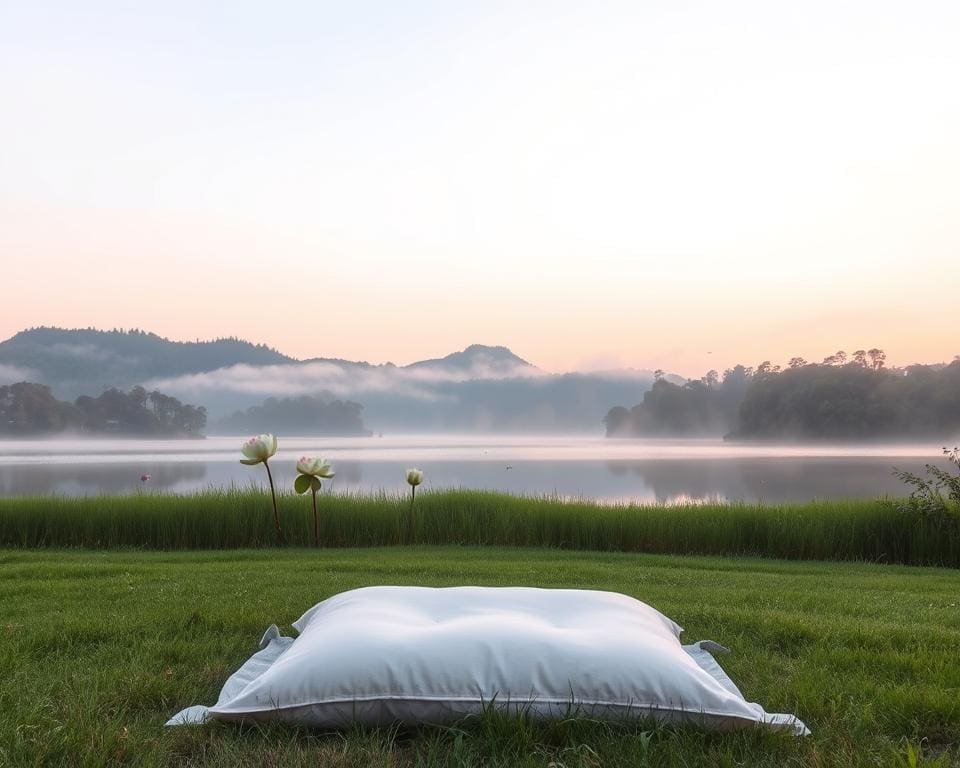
[2,2,959,376]
[2,324,958,380]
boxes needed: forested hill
[0,328,663,432]
[214,394,371,436]
[0,382,207,437]
[0,327,292,396]
[606,353,960,440]
[731,358,960,439]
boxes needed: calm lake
[0,435,949,503]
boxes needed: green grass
[1,547,959,767]
[1,489,959,566]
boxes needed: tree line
[605,351,960,440]
[0,382,207,437]
[214,394,370,436]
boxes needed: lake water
[0,435,949,503]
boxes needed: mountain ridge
[403,344,539,377]
[0,327,660,432]
[0,328,543,381]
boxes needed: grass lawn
[1,546,959,767]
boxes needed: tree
[603,406,631,436]
[0,382,80,434]
[0,383,204,436]
[606,352,960,440]
[605,366,753,437]
[129,385,147,407]
[852,350,868,367]
[730,358,960,439]
[788,357,807,369]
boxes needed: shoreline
[1,489,956,567]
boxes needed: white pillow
[168,586,808,735]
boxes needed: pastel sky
[1,1,958,377]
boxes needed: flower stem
[311,487,319,547]
[263,460,282,544]
[409,485,416,543]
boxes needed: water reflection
[0,463,209,497]
[0,436,947,503]
[604,458,920,503]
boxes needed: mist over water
[0,435,948,503]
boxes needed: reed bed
[1,489,957,565]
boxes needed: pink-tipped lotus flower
[240,434,282,543]
[240,434,278,465]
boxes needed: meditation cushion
[167,586,808,734]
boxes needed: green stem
[263,460,282,544]
[312,487,319,547]
[409,485,416,543]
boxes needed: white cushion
[167,586,808,735]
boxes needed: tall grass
[1,489,957,565]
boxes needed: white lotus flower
[406,468,424,487]
[240,434,278,465]
[296,456,335,479]
[240,434,283,542]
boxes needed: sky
[1,0,958,377]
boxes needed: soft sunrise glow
[1,0,958,375]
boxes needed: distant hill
[405,344,539,378]
[605,356,960,440]
[0,328,662,433]
[0,327,292,397]
[214,394,370,436]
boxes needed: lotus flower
[296,456,335,479]
[404,468,424,542]
[295,456,335,547]
[240,434,282,543]
[240,434,277,465]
